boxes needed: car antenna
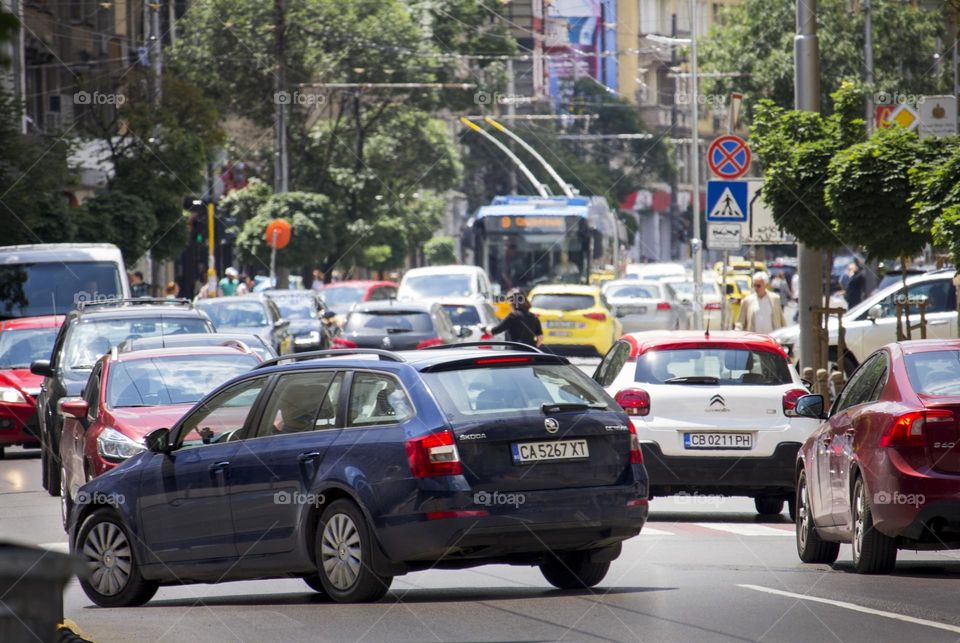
[704,320,710,339]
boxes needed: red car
[0,315,63,456]
[58,345,260,526]
[319,280,399,317]
[794,340,960,573]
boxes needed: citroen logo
[382,336,392,348]
[544,418,560,434]
[709,394,725,407]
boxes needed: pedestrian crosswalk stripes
[640,522,795,537]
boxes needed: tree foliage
[425,236,457,265]
[701,0,946,115]
[75,192,157,263]
[751,82,865,249]
[910,142,960,265]
[235,191,336,271]
[826,126,946,260]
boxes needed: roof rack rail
[254,348,405,370]
[421,341,542,353]
[76,297,193,312]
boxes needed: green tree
[701,0,945,114]
[751,82,866,249]
[826,126,947,260]
[910,143,960,265]
[74,192,157,263]
[425,236,458,265]
[235,192,336,271]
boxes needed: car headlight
[294,330,321,345]
[0,387,27,404]
[97,428,145,462]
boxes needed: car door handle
[208,461,230,473]
[298,451,321,463]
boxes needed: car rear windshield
[0,262,122,319]
[442,304,481,326]
[905,350,960,396]
[344,311,434,333]
[424,364,615,420]
[403,274,473,298]
[321,285,367,309]
[0,327,58,368]
[636,347,791,385]
[270,294,317,320]
[197,301,268,328]
[62,317,211,370]
[530,294,596,311]
[605,285,657,299]
[107,353,258,407]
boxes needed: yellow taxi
[721,274,752,326]
[529,284,622,356]
[713,258,766,278]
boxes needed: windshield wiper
[542,402,606,414]
[663,376,719,385]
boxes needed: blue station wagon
[67,343,649,606]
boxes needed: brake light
[782,388,809,417]
[704,302,721,311]
[656,301,671,311]
[628,423,644,464]
[879,410,956,448]
[583,312,606,321]
[332,336,357,349]
[480,332,493,340]
[474,356,532,365]
[405,430,462,477]
[615,388,650,417]
[416,337,444,349]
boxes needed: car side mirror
[867,305,883,322]
[30,360,53,377]
[144,427,171,454]
[274,318,290,330]
[794,394,826,420]
[453,325,470,338]
[58,398,89,423]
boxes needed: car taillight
[331,336,357,349]
[405,430,462,477]
[879,410,956,448]
[416,337,444,349]
[656,301,671,311]
[704,302,721,311]
[479,332,493,340]
[782,388,809,417]
[615,388,650,417]
[628,423,643,464]
[583,312,606,321]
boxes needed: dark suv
[67,344,649,606]
[31,299,214,496]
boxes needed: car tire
[754,497,784,516]
[45,424,62,497]
[540,552,610,590]
[796,470,840,565]
[787,495,797,522]
[315,500,392,603]
[40,440,49,490]
[76,508,158,607]
[302,574,329,597]
[60,465,72,531]
[0,446,5,459]
[852,477,897,574]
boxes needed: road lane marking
[738,584,960,635]
[694,523,794,537]
[38,542,69,552]
[639,527,674,536]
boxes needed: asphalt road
[5,442,960,643]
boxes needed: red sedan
[0,315,63,456]
[58,345,260,527]
[794,340,960,573]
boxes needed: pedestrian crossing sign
[706,180,748,223]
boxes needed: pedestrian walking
[219,267,240,296]
[481,289,543,348]
[736,272,786,334]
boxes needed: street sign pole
[690,0,703,330]
[207,202,217,298]
[270,228,278,286]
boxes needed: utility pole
[168,0,177,45]
[690,0,704,330]
[796,0,824,372]
[274,0,289,193]
[669,13,679,265]
[863,0,874,129]
[505,58,518,193]
[151,1,162,103]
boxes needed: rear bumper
[642,442,801,496]
[0,403,40,446]
[375,484,648,566]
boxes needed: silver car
[435,297,503,341]
[603,280,688,332]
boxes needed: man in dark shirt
[845,263,866,308]
[483,289,543,348]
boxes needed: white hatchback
[593,331,818,518]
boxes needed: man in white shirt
[736,272,785,334]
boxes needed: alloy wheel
[82,521,133,596]
[798,479,810,550]
[320,513,362,591]
[853,481,865,562]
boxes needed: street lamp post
[689,0,703,330]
